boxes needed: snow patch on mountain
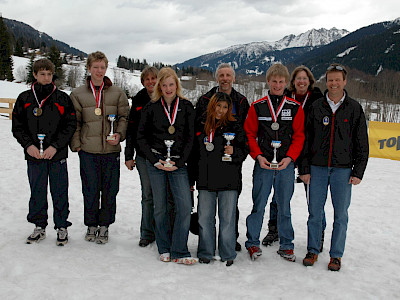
[337,46,358,57]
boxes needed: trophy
[164,140,175,167]
[270,140,281,169]
[37,134,46,157]
[107,114,117,141]
[222,133,235,162]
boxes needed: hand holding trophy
[222,133,235,162]
[270,140,281,169]
[107,114,117,141]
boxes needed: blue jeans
[307,166,352,258]
[246,161,295,250]
[197,190,238,261]
[146,161,192,259]
[269,183,327,230]
[135,155,155,241]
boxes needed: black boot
[262,224,279,246]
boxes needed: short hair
[325,63,347,81]
[140,66,159,84]
[86,51,108,69]
[289,65,316,92]
[266,63,290,82]
[33,58,55,74]
[152,67,185,102]
[215,63,235,80]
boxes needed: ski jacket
[70,76,129,154]
[195,87,250,126]
[189,121,249,191]
[244,93,305,162]
[137,97,195,168]
[12,83,77,161]
[298,90,369,179]
[125,88,151,160]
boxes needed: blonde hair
[152,67,185,102]
[266,63,290,82]
[86,51,108,69]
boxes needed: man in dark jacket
[299,64,369,271]
[195,63,250,251]
[12,58,76,246]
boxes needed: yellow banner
[369,121,400,161]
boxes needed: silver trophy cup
[107,114,117,140]
[164,140,175,167]
[222,133,235,162]
[37,134,46,157]
[270,140,281,169]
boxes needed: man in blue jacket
[299,64,369,271]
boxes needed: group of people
[12,51,369,271]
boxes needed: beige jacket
[70,77,129,154]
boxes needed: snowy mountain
[176,28,349,75]
[294,18,400,77]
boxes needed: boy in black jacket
[12,59,77,246]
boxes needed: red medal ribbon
[266,94,287,123]
[90,80,105,108]
[31,82,56,108]
[208,128,215,143]
[161,97,179,126]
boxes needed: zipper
[328,113,335,167]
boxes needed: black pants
[27,159,71,229]
[79,151,120,227]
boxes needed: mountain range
[3,18,86,57]
[176,18,400,78]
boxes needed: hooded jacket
[70,76,129,154]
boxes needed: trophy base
[164,163,173,168]
[106,135,116,141]
[222,156,232,162]
[270,162,279,169]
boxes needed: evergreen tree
[26,54,35,84]
[14,38,24,57]
[0,16,14,81]
[47,44,64,86]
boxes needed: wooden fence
[0,98,16,120]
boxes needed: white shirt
[326,92,346,113]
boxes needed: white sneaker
[160,253,171,262]
[171,257,198,265]
[26,226,46,244]
[85,226,98,242]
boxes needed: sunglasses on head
[327,65,347,74]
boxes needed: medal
[266,93,287,132]
[168,125,175,134]
[271,122,279,130]
[206,142,214,151]
[161,97,179,136]
[90,80,104,117]
[31,82,55,118]
[33,107,43,117]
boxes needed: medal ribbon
[293,91,310,108]
[161,97,179,126]
[208,129,215,143]
[31,82,56,108]
[266,94,287,123]
[90,80,105,109]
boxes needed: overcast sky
[1,0,399,65]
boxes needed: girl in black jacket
[191,92,248,266]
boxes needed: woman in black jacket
[192,92,248,266]
[137,67,196,265]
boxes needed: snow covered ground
[1,79,399,299]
